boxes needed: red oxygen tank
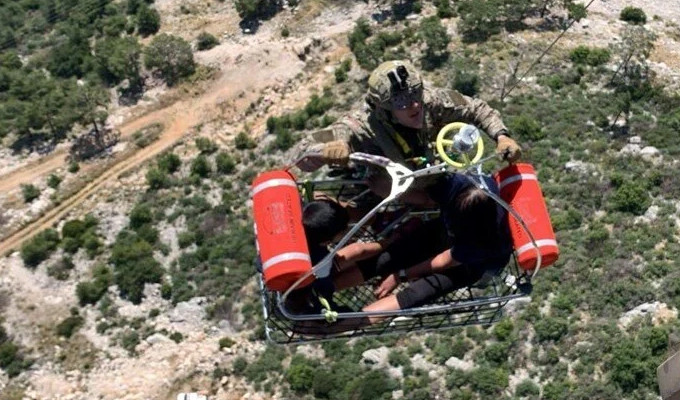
[494,163,559,270]
[252,170,314,291]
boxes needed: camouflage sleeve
[430,89,508,141]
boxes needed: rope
[318,297,338,323]
[501,0,598,101]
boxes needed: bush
[196,32,219,51]
[195,137,218,154]
[169,332,183,343]
[570,45,611,66]
[234,131,256,149]
[435,0,454,18]
[47,174,62,189]
[534,316,569,342]
[219,337,235,349]
[136,4,161,36]
[620,6,646,25]
[215,152,236,174]
[144,34,195,85]
[190,155,212,177]
[158,152,181,173]
[76,265,112,306]
[110,231,164,304]
[508,115,544,141]
[129,204,153,228]
[0,329,31,378]
[286,356,316,393]
[68,162,80,173]
[56,309,84,338]
[453,71,479,96]
[62,219,87,239]
[21,229,60,267]
[281,26,290,38]
[146,167,170,190]
[21,184,40,203]
[515,379,540,397]
[610,181,651,215]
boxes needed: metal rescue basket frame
[255,123,544,344]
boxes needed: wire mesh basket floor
[259,257,532,344]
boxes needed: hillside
[1,0,680,399]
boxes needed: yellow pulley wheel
[435,122,485,168]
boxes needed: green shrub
[47,174,62,189]
[158,152,181,173]
[344,369,398,400]
[21,229,60,267]
[136,4,161,36]
[232,356,248,374]
[286,355,316,393]
[492,318,514,341]
[169,332,183,343]
[570,45,610,66]
[453,71,479,96]
[610,181,651,215]
[56,309,84,338]
[62,219,86,239]
[68,162,80,173]
[234,131,256,149]
[191,155,212,177]
[120,330,140,354]
[195,137,218,154]
[0,329,32,378]
[534,316,569,342]
[196,32,219,50]
[435,0,454,18]
[508,115,544,141]
[515,379,540,397]
[21,184,40,203]
[468,367,508,397]
[215,152,236,174]
[76,265,112,306]
[129,204,153,228]
[110,231,164,304]
[219,337,235,349]
[620,6,646,25]
[146,167,170,190]
[281,26,290,38]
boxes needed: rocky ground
[2,0,680,399]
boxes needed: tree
[110,231,163,304]
[94,36,142,86]
[234,0,281,21]
[144,34,195,86]
[456,0,501,43]
[21,184,40,202]
[191,154,212,177]
[136,4,160,36]
[71,80,109,135]
[620,6,646,25]
[158,152,181,173]
[419,16,450,67]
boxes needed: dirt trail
[0,2,368,256]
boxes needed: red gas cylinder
[494,163,559,270]
[252,170,314,291]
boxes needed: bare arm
[334,237,393,272]
[404,248,461,280]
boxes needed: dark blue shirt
[428,173,512,271]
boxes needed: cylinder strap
[515,239,558,257]
[261,252,310,271]
[498,173,537,190]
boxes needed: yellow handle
[435,122,484,168]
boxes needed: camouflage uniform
[312,87,508,168]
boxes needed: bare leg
[362,294,401,325]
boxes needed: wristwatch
[398,269,408,283]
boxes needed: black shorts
[394,264,486,309]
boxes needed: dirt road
[0,1,369,256]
